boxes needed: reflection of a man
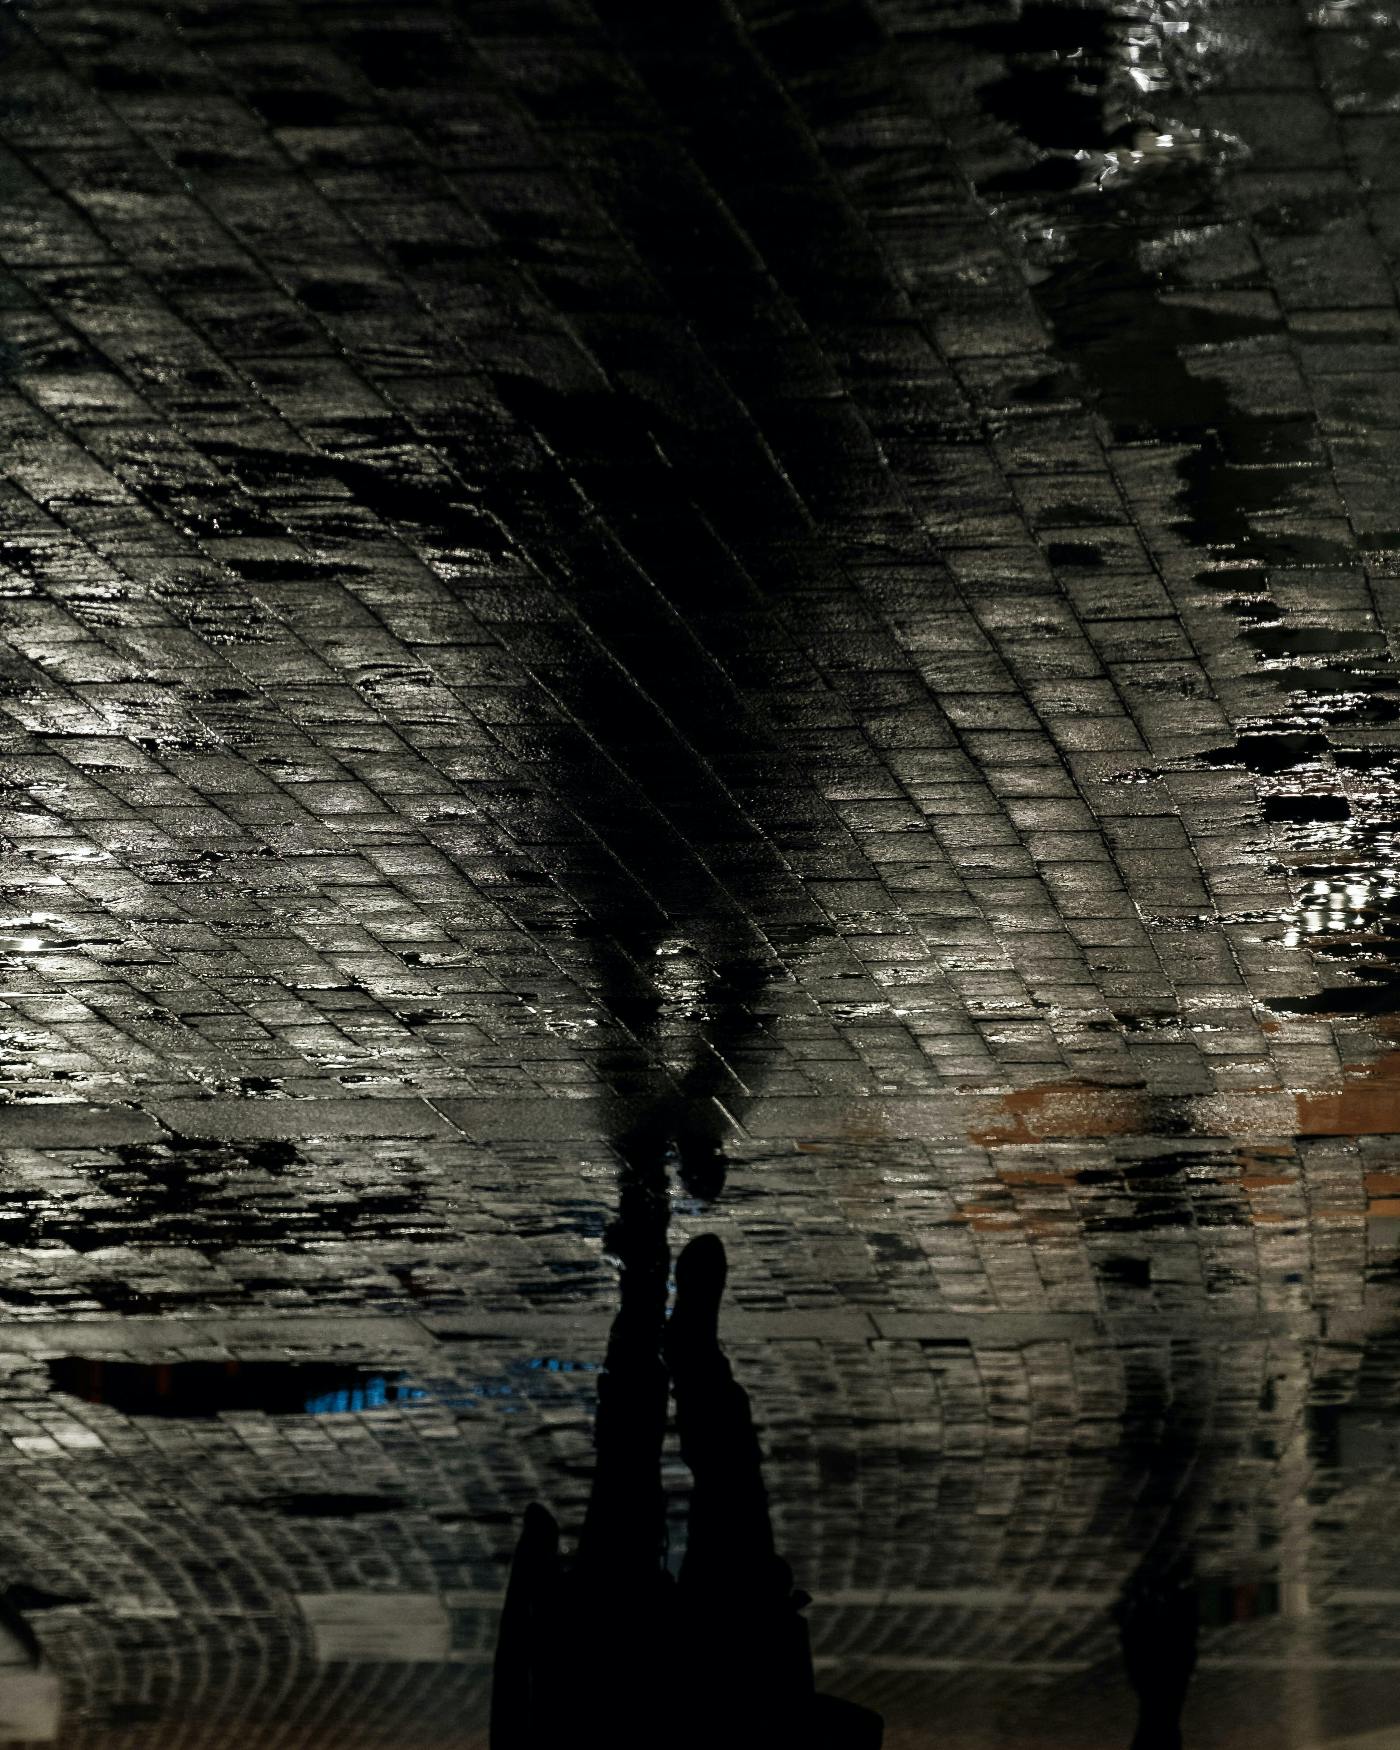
[490,1223,883,1748]
[491,1138,1212,1750]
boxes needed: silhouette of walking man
[491,1222,883,1749]
[493,1169,1197,1749]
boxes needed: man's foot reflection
[491,1233,884,1749]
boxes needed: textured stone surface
[4,0,1400,1743]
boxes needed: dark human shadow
[489,1228,884,1749]
[492,1212,1209,1750]
[598,918,771,1206]
[1116,1569,1198,1750]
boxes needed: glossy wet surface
[4,0,1400,1742]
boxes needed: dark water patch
[1101,1255,1152,1288]
[1214,417,1319,467]
[1203,573,1276,623]
[1123,1150,1200,1181]
[241,88,358,129]
[1272,964,1400,1017]
[1093,1209,1197,1232]
[867,1230,928,1267]
[219,557,339,586]
[1200,733,1328,774]
[295,277,389,318]
[1008,367,1085,407]
[48,1359,425,1419]
[1284,680,1400,726]
[1336,748,1400,773]
[983,64,1112,154]
[1260,794,1351,824]
[238,1076,283,1096]
[1245,626,1384,662]
[964,1,1118,61]
[101,1703,164,1729]
[957,2,1120,155]
[323,456,485,530]
[1,1584,85,1614]
[1310,941,1400,963]
[1045,540,1105,568]
[0,1134,441,1258]
[335,26,456,90]
[1038,237,1281,444]
[1177,463,1345,566]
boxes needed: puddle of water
[1281,864,1400,951]
[1261,794,1351,823]
[1244,625,1386,661]
[1201,733,1328,774]
[46,1359,426,1419]
[46,1356,598,1420]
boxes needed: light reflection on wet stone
[2,0,1400,1743]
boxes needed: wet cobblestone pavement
[8,0,1400,1743]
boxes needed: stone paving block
[0,1104,160,1146]
[150,1098,459,1139]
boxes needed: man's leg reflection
[581,1152,670,1589]
[667,1236,813,1717]
[491,1156,673,1748]
[491,1228,883,1749]
[669,1234,884,1747]
[1118,1570,1198,1750]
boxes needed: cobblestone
[5,0,1400,1742]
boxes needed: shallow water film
[3,0,1400,1744]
